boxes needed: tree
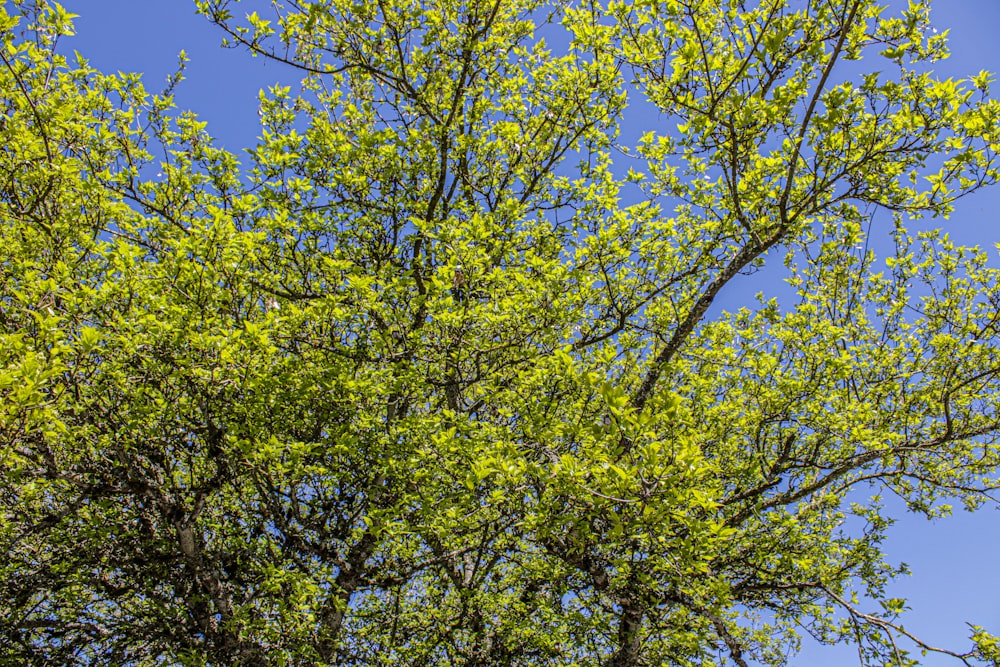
[2,0,1000,664]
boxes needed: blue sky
[57,1,1000,664]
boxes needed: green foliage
[2,0,1000,665]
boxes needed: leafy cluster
[2,0,1000,665]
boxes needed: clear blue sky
[57,1,1000,665]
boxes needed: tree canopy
[2,0,1000,665]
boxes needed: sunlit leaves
[3,0,1000,665]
